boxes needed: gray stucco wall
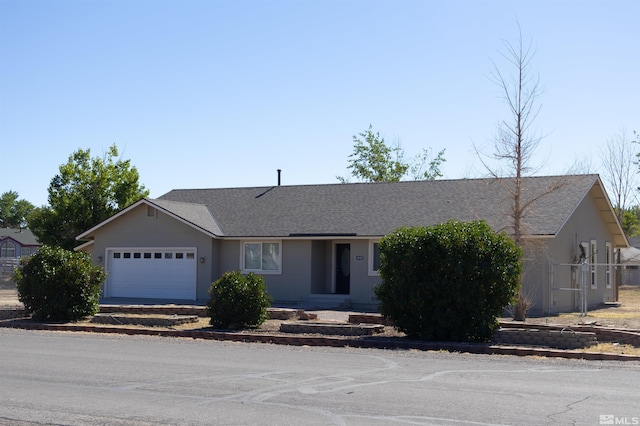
[264,240,313,302]
[86,204,215,301]
[310,240,329,294]
[346,239,382,307]
[526,190,618,315]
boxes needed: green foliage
[337,125,445,183]
[206,271,271,329]
[621,206,640,237]
[374,220,522,342]
[13,245,106,321]
[28,144,149,249]
[0,191,34,228]
[410,147,446,181]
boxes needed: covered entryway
[106,248,197,300]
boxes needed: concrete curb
[1,319,639,362]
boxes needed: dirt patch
[91,313,200,327]
[0,278,20,308]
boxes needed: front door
[335,244,350,295]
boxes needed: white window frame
[368,240,381,276]
[590,240,597,290]
[605,242,612,289]
[241,241,282,275]
[20,247,31,257]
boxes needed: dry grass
[584,342,640,356]
[520,286,640,330]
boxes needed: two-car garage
[105,248,197,300]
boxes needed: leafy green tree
[28,145,149,249]
[337,125,445,183]
[0,191,34,228]
[621,206,640,237]
[14,245,106,321]
[374,220,521,342]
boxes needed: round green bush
[13,245,106,321]
[206,271,271,329]
[374,220,522,342]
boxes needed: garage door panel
[107,249,197,300]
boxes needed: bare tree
[600,127,638,225]
[475,25,566,319]
[601,128,638,292]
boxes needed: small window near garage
[164,253,173,259]
[154,253,162,259]
[113,252,121,259]
[186,252,195,260]
[123,253,131,259]
[144,252,152,259]
[134,252,141,259]
[176,253,184,259]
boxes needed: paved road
[1,329,638,425]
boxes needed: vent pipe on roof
[277,169,281,186]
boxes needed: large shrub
[14,245,106,321]
[206,271,271,329]
[374,220,521,342]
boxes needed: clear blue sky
[1,0,638,207]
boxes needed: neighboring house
[621,237,640,286]
[0,228,41,276]
[75,174,628,315]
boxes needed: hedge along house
[75,174,627,314]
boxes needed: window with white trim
[369,240,381,276]
[242,241,281,273]
[605,242,612,289]
[590,240,597,289]
[21,247,31,257]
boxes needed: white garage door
[106,248,197,300]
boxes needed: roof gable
[76,198,223,241]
